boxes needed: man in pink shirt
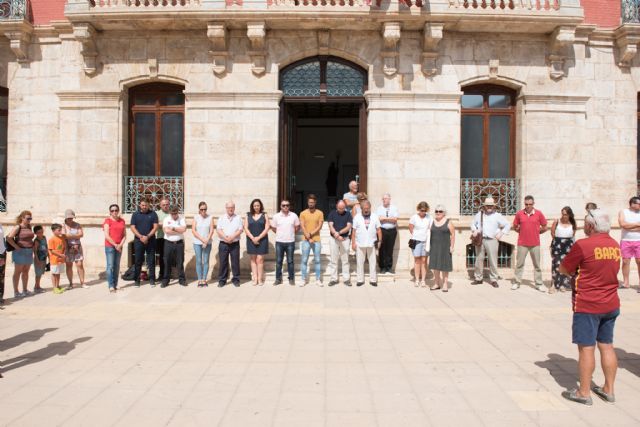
[512,195,548,291]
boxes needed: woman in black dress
[428,204,455,292]
[243,199,269,286]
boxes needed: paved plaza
[1,274,640,427]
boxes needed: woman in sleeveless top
[409,201,433,288]
[243,199,269,286]
[192,201,215,287]
[63,209,86,289]
[550,206,576,293]
[7,210,35,298]
[428,204,455,292]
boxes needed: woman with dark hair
[7,210,35,298]
[550,206,576,293]
[244,198,269,286]
[103,204,126,292]
[585,202,597,213]
[192,201,214,287]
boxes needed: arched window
[129,83,185,176]
[460,84,518,215]
[125,83,185,213]
[280,56,367,100]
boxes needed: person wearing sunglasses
[7,210,35,298]
[617,196,640,290]
[512,195,548,292]
[271,200,300,286]
[428,205,455,292]
[192,201,215,288]
[558,209,621,406]
[103,204,126,292]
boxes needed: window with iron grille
[465,242,514,269]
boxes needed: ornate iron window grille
[123,176,183,214]
[281,57,366,98]
[466,242,513,269]
[460,178,520,216]
[0,0,29,20]
[623,0,640,23]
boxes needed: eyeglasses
[110,209,119,213]
[434,210,444,213]
[25,217,32,220]
[281,204,290,207]
[199,208,207,211]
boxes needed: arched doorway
[279,56,367,213]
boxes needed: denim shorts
[412,241,429,257]
[12,248,33,265]
[572,308,620,346]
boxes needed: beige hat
[64,209,76,219]
[483,197,496,206]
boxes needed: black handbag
[408,239,417,249]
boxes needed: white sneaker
[81,284,90,289]
[298,281,306,287]
[414,280,420,287]
[536,284,547,293]
[316,280,324,287]
[511,283,520,290]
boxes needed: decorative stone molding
[184,91,283,110]
[318,30,330,56]
[73,23,99,76]
[148,58,158,78]
[365,92,461,112]
[1,21,33,64]
[56,91,121,110]
[381,22,401,77]
[247,22,267,76]
[547,26,575,80]
[207,22,228,76]
[522,94,590,115]
[614,24,640,68]
[422,23,443,77]
[489,59,499,78]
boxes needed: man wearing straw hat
[470,197,510,288]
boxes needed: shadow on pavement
[0,337,92,374]
[615,348,640,378]
[0,328,58,352]
[535,353,579,390]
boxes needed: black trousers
[218,241,240,284]
[0,253,5,300]
[134,238,156,282]
[156,237,165,279]
[378,228,397,271]
[163,240,185,284]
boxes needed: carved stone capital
[547,26,575,80]
[73,23,99,76]
[207,22,229,76]
[381,22,401,76]
[422,23,443,76]
[614,24,640,68]
[247,22,267,76]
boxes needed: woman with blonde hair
[428,204,455,292]
[7,210,35,298]
[408,201,433,287]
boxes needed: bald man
[217,202,243,287]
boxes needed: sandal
[430,285,441,291]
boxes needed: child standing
[33,225,48,293]
[48,224,66,294]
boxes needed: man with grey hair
[156,197,171,281]
[343,180,359,209]
[559,209,621,406]
[217,201,243,287]
[327,200,353,286]
[470,197,510,288]
[376,193,399,274]
[351,200,382,286]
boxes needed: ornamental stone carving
[208,22,229,76]
[381,22,401,77]
[547,26,575,80]
[73,23,99,76]
[247,21,267,76]
[422,23,443,76]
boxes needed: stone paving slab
[1,276,640,427]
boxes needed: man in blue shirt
[130,199,159,287]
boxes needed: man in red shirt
[512,195,548,291]
[559,209,621,406]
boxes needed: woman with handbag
[408,201,433,288]
[7,210,35,298]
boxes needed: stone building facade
[0,0,638,277]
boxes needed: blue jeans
[275,242,295,281]
[301,240,321,281]
[193,244,212,281]
[105,246,122,289]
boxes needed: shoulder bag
[470,212,483,247]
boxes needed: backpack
[121,265,136,281]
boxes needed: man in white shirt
[375,193,399,275]
[470,197,511,288]
[217,201,244,287]
[271,199,300,286]
[161,205,187,287]
[351,200,382,287]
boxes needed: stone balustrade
[448,0,560,12]
[89,0,201,7]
